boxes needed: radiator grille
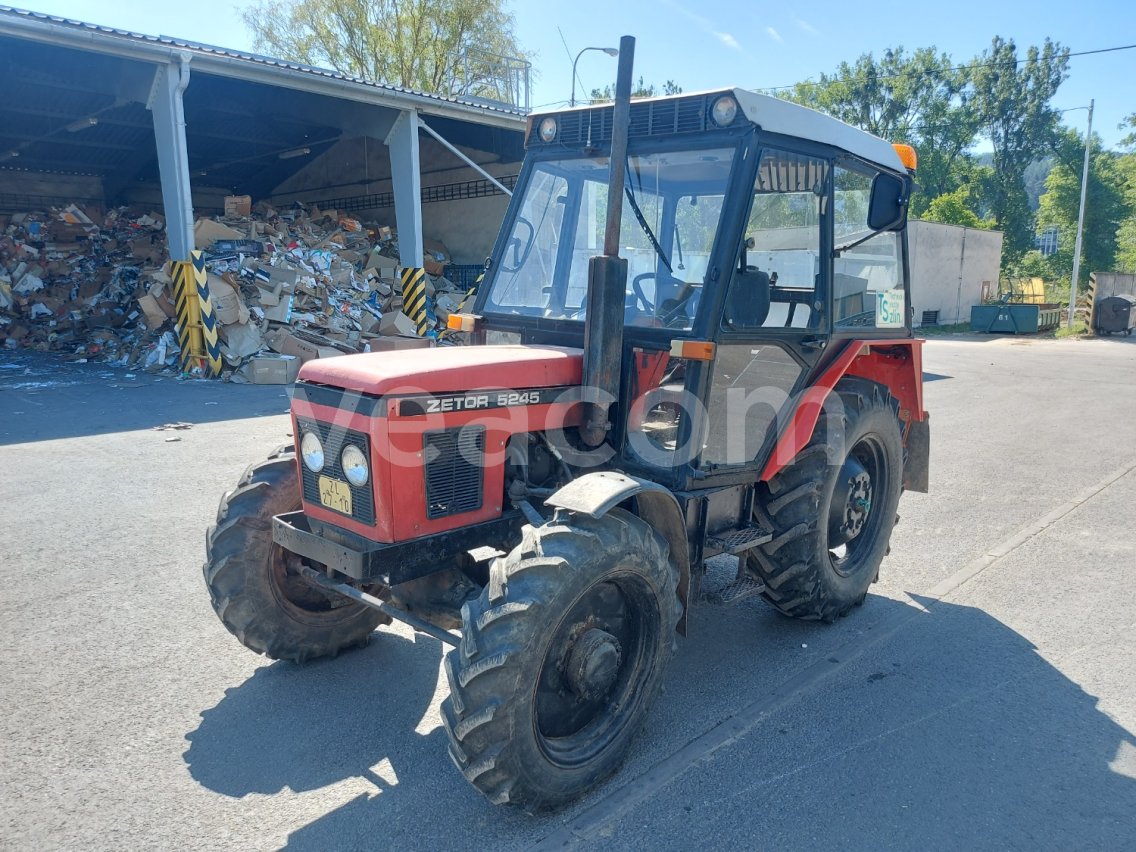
[424,427,485,519]
[296,419,375,524]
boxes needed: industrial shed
[907,220,1004,327]
[0,5,527,269]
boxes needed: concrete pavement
[1,333,1134,850]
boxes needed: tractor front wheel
[748,379,904,622]
[441,509,680,811]
[203,447,388,662]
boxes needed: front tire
[748,379,904,622]
[441,509,680,811]
[203,448,388,662]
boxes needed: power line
[760,42,1136,93]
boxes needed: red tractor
[204,39,928,812]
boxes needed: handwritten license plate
[318,475,352,515]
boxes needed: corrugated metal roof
[0,5,528,125]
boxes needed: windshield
[482,146,737,330]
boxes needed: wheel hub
[829,457,873,547]
[565,628,622,701]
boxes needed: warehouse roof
[0,5,528,125]
[0,5,527,204]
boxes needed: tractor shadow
[183,630,448,799]
[184,583,1136,849]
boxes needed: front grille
[296,419,376,524]
[424,427,485,519]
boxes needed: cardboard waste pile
[0,198,476,383]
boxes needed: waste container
[1094,294,1136,336]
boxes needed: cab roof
[529,87,905,175]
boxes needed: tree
[1110,151,1136,273]
[588,78,682,104]
[1120,114,1136,151]
[241,0,529,98]
[919,186,993,229]
[968,37,1070,264]
[779,47,980,218]
[1034,129,1129,286]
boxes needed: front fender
[545,472,692,635]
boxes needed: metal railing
[456,49,531,112]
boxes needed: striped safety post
[401,266,430,336]
[171,251,222,376]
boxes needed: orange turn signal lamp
[446,313,481,332]
[669,339,716,361]
[893,143,918,171]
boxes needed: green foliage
[1113,152,1136,272]
[241,0,527,97]
[588,78,682,104]
[1035,129,1129,286]
[777,38,1072,264]
[919,186,994,229]
[1120,114,1136,151]
[968,37,1070,264]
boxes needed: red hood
[297,344,584,396]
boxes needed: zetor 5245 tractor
[203,46,929,812]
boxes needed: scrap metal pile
[0,200,475,382]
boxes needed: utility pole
[1068,99,1094,328]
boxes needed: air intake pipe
[580,35,635,448]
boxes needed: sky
[9,0,1135,147]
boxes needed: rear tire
[203,448,387,662]
[441,509,680,811]
[748,379,903,622]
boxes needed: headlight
[341,444,369,487]
[538,117,557,143]
[300,431,324,472]
[710,95,738,127]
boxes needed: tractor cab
[472,88,918,488]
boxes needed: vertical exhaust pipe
[580,34,635,448]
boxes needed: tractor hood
[296,344,584,397]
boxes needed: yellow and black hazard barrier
[171,251,222,376]
[401,266,430,336]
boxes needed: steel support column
[385,108,424,270]
[147,56,195,261]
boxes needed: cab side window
[833,165,906,329]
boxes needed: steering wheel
[631,271,657,312]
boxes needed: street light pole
[1068,99,1094,328]
[570,46,619,107]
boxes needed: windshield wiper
[835,229,882,256]
[623,177,672,274]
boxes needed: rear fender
[545,472,692,635]
[761,339,928,485]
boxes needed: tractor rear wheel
[441,509,680,811]
[203,447,388,662]
[748,379,903,622]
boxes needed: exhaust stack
[580,34,635,448]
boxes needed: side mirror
[867,173,908,231]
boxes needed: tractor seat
[723,268,771,329]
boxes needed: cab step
[707,524,773,555]
[706,574,767,606]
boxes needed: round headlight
[710,95,738,127]
[538,117,558,143]
[300,431,324,472]
[341,444,369,487]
